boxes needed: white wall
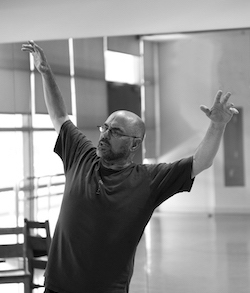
[1,0,250,44]
[152,30,250,214]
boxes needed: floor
[1,212,250,293]
[130,212,250,293]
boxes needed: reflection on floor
[130,212,250,293]
[1,213,250,292]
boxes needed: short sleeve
[54,120,95,172]
[147,156,194,208]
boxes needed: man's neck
[101,158,133,170]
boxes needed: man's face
[96,115,133,163]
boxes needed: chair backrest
[24,219,51,289]
[0,226,28,272]
[24,219,51,258]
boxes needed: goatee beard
[97,140,130,162]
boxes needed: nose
[101,128,111,139]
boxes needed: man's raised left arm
[192,90,239,178]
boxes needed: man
[22,40,238,293]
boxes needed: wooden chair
[24,219,51,291]
[0,226,31,293]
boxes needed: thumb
[229,107,239,115]
[200,105,211,116]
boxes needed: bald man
[96,110,145,169]
[22,41,238,293]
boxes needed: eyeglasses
[97,125,140,139]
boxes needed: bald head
[106,110,145,140]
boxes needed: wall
[2,0,250,44]
[152,30,250,214]
[212,30,250,213]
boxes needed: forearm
[21,41,70,133]
[41,67,69,133]
[192,121,226,177]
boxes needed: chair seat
[0,269,30,285]
[0,269,30,278]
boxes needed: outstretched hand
[200,90,239,125]
[21,40,49,74]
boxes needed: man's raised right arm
[22,40,69,134]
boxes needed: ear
[130,138,142,152]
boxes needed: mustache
[99,138,110,146]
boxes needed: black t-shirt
[45,120,194,293]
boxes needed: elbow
[192,157,213,177]
[205,160,213,170]
[201,160,214,172]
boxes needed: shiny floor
[130,212,250,293]
[1,213,250,293]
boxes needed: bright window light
[0,114,23,128]
[33,114,54,128]
[105,50,140,85]
[32,114,75,128]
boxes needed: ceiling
[1,0,250,44]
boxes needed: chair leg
[24,278,31,293]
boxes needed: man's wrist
[210,121,227,131]
[40,64,52,75]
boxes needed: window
[105,50,140,84]
[0,120,23,227]
[0,131,23,189]
[0,113,64,231]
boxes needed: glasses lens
[98,125,105,133]
[110,129,119,138]
[98,125,135,138]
